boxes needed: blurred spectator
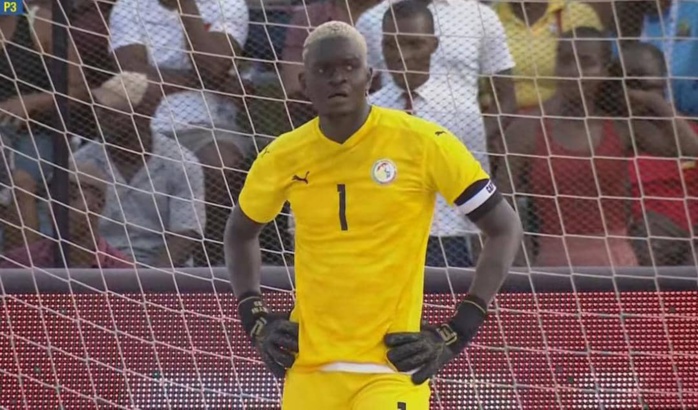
[74,72,206,267]
[109,0,250,266]
[615,42,698,266]
[498,28,698,268]
[0,159,132,269]
[640,0,698,116]
[357,0,517,153]
[369,0,481,266]
[0,6,61,248]
[68,0,118,138]
[280,0,381,99]
[109,0,249,150]
[492,0,602,111]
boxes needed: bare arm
[468,199,523,304]
[177,0,241,89]
[154,232,200,267]
[626,90,698,157]
[0,8,90,113]
[225,206,265,298]
[114,45,200,93]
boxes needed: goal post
[1,0,698,408]
[1,265,698,295]
[1,267,697,409]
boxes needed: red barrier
[1,292,697,409]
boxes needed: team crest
[371,159,397,185]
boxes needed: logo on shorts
[371,159,397,185]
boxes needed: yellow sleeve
[424,129,500,220]
[564,3,603,31]
[238,146,287,224]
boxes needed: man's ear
[429,35,439,55]
[298,71,307,96]
[366,67,374,93]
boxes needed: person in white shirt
[370,0,489,267]
[109,0,250,151]
[75,72,207,267]
[109,0,250,264]
[356,0,517,155]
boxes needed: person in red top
[498,27,698,268]
[0,160,132,269]
[618,42,698,266]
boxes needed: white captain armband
[453,179,502,222]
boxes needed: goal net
[1,0,697,408]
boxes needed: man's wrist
[448,294,488,340]
[237,291,268,337]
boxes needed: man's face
[300,37,372,116]
[94,106,144,152]
[382,13,438,90]
[555,39,608,103]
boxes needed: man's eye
[346,64,354,71]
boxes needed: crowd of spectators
[1,0,698,270]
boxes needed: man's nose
[328,68,347,84]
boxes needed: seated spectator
[281,0,380,98]
[0,6,65,248]
[492,0,602,111]
[109,0,250,266]
[109,0,250,160]
[640,0,698,116]
[617,42,698,266]
[68,0,118,139]
[356,0,516,154]
[498,28,698,268]
[0,159,132,269]
[74,72,206,267]
[369,0,483,267]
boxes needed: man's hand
[384,295,488,385]
[0,97,29,128]
[627,89,674,118]
[238,294,299,378]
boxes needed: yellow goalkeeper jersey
[238,106,496,371]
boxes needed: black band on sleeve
[453,179,492,208]
[467,190,503,222]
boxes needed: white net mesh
[1,0,697,408]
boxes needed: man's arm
[155,231,200,267]
[225,207,265,297]
[109,0,200,93]
[468,198,523,304]
[177,0,247,90]
[385,128,522,385]
[223,145,297,378]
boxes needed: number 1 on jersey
[337,184,348,231]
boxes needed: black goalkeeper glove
[384,295,488,385]
[237,293,299,378]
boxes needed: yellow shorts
[281,370,430,410]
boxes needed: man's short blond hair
[302,21,368,62]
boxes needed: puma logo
[292,171,310,184]
[435,131,446,136]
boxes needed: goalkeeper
[225,19,523,409]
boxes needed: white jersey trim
[319,362,417,375]
[457,180,496,215]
